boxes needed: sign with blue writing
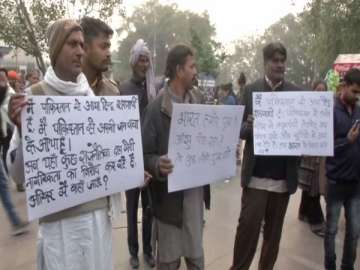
[22,96,144,220]
[253,91,334,156]
[168,104,244,192]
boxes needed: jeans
[324,180,360,270]
[0,157,21,227]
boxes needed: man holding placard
[7,19,115,270]
[230,42,301,270]
[142,45,204,269]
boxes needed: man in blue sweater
[325,68,360,270]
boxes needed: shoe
[12,221,29,236]
[298,214,309,223]
[129,256,139,269]
[144,253,155,268]
[16,183,25,192]
[311,224,325,238]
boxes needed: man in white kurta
[7,19,113,270]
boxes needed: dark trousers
[126,187,152,257]
[230,187,290,270]
[299,190,325,225]
[324,181,360,270]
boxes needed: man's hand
[141,171,152,188]
[236,143,241,160]
[9,94,27,131]
[245,114,254,129]
[347,122,360,144]
[158,155,174,176]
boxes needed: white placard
[168,104,244,192]
[253,91,334,156]
[22,95,144,220]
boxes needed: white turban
[130,39,156,101]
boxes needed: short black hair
[343,68,360,86]
[80,16,114,43]
[263,42,287,63]
[165,45,194,81]
[0,68,8,77]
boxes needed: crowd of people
[0,16,359,270]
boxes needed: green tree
[0,0,124,73]
[303,0,360,76]
[217,37,261,85]
[259,13,315,86]
[113,0,221,81]
[190,29,225,77]
[219,13,315,87]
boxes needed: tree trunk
[35,55,46,74]
[17,0,46,73]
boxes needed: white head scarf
[129,39,156,101]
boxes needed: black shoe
[129,256,139,269]
[12,221,29,236]
[144,253,155,268]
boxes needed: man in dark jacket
[324,68,360,270]
[230,42,300,270]
[118,39,156,269]
[142,45,204,269]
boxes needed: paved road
[1,170,358,270]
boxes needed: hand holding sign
[158,155,174,176]
[253,91,334,156]
[9,93,28,131]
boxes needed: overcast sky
[117,0,310,44]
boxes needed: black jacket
[240,78,301,194]
[326,98,360,183]
[142,85,198,228]
[119,77,148,117]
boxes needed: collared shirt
[265,75,283,91]
[90,74,118,96]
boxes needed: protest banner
[253,91,334,156]
[21,95,144,220]
[168,104,244,192]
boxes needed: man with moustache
[230,42,301,270]
[119,39,156,269]
[142,44,204,270]
[80,16,118,96]
[7,19,115,270]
